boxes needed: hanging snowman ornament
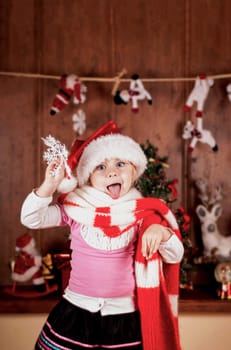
[113,74,152,112]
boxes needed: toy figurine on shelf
[53,251,72,292]
[195,178,231,261]
[4,233,58,298]
[214,262,231,300]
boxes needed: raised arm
[21,158,65,229]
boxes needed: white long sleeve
[21,191,62,229]
[158,234,184,264]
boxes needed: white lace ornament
[42,135,71,178]
[72,109,86,135]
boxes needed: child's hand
[141,224,172,259]
[45,158,65,183]
[36,158,66,197]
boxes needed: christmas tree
[136,140,194,290]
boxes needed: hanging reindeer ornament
[184,74,214,118]
[182,120,218,152]
[113,73,152,112]
[195,178,231,260]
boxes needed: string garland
[0,70,231,82]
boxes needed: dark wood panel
[0,1,35,72]
[40,0,113,75]
[0,77,38,284]
[189,0,231,74]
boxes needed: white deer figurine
[182,120,218,153]
[195,179,231,260]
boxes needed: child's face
[89,158,137,199]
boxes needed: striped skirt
[35,298,143,349]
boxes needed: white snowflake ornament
[72,109,86,135]
[41,135,71,178]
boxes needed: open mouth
[107,183,121,199]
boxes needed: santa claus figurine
[12,233,46,292]
[50,74,86,115]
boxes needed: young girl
[21,120,184,350]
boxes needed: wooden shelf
[179,298,231,313]
[0,286,231,314]
[179,287,231,313]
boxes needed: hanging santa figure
[113,74,152,112]
[50,74,87,115]
[11,233,46,292]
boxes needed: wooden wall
[0,0,231,285]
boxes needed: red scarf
[59,187,182,350]
[136,215,182,350]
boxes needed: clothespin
[111,68,127,96]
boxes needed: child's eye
[95,164,106,171]
[116,161,126,167]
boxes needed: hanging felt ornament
[50,74,87,115]
[72,109,86,135]
[113,74,152,112]
[73,82,87,105]
[184,74,214,117]
[182,120,218,153]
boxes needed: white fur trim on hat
[57,175,78,193]
[76,134,147,186]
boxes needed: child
[21,120,184,350]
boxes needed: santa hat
[58,120,147,192]
[16,233,33,250]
